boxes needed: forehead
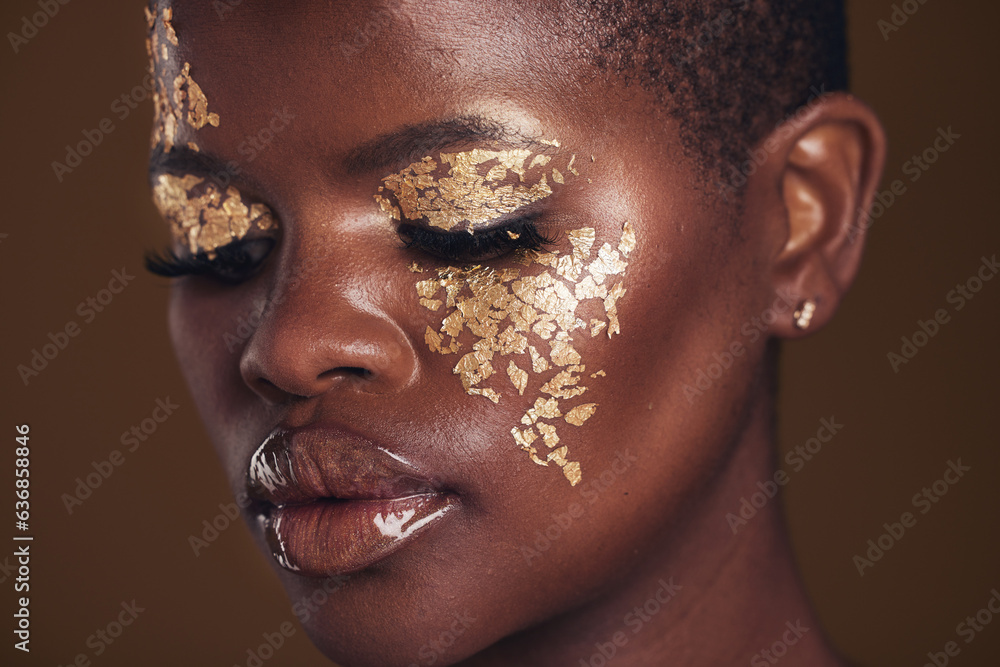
[162,0,598,158]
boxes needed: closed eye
[397,214,556,262]
[144,238,276,285]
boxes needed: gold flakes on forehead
[415,219,639,486]
[152,174,276,258]
[147,6,220,153]
[374,145,583,232]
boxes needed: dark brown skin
[154,1,886,665]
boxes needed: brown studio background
[1,0,997,665]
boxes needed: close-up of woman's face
[147,0,878,664]
[8,0,1000,665]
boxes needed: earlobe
[767,93,887,338]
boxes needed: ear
[751,92,887,338]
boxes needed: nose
[239,255,418,404]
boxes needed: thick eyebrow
[343,115,546,174]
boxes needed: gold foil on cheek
[565,403,598,426]
[152,174,277,257]
[507,361,528,396]
[374,147,574,232]
[415,220,638,486]
[146,7,220,154]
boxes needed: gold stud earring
[793,299,816,330]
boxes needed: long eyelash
[398,217,557,261]
[144,240,273,283]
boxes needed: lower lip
[262,494,454,576]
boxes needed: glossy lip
[247,424,456,577]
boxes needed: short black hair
[571,0,848,184]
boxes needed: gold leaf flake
[528,345,549,373]
[528,154,551,169]
[590,370,606,378]
[507,361,528,395]
[416,279,442,299]
[618,220,636,255]
[549,339,581,367]
[162,8,178,45]
[562,461,582,486]
[511,426,538,449]
[547,446,568,466]
[567,227,596,260]
[565,403,598,426]
[604,282,627,338]
[541,369,586,399]
[551,168,564,184]
[470,387,500,403]
[408,261,424,273]
[537,422,560,449]
[419,298,443,311]
[590,319,607,337]
[526,397,562,422]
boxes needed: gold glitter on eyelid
[152,173,277,258]
[373,143,584,233]
[415,219,640,485]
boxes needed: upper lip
[246,424,442,506]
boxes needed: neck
[465,386,848,667]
